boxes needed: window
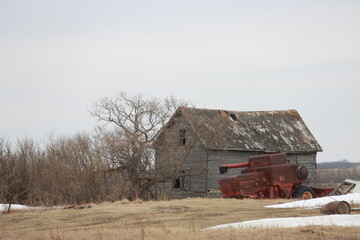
[179,129,186,145]
[173,170,191,190]
[230,113,238,121]
[173,178,181,189]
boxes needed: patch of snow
[207,214,360,229]
[207,191,360,230]
[265,193,360,209]
[0,204,31,211]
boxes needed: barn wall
[155,142,208,199]
[154,112,207,199]
[156,150,318,199]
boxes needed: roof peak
[179,106,298,114]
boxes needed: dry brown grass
[1,198,359,240]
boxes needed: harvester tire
[293,186,316,199]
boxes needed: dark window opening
[173,170,191,190]
[173,178,181,189]
[179,129,186,145]
[230,113,238,121]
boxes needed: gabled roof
[179,107,322,153]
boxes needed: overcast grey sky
[1,0,359,162]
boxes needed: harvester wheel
[293,186,316,199]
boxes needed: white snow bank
[207,214,360,229]
[265,193,360,209]
[0,203,31,211]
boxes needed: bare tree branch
[90,92,189,199]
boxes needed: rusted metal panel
[218,153,309,199]
[248,152,288,167]
[219,172,267,198]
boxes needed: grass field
[1,198,359,240]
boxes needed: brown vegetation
[0,135,111,205]
[1,198,359,240]
[0,92,191,206]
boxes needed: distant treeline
[0,135,130,206]
[317,160,360,169]
[315,166,360,186]
[316,160,360,186]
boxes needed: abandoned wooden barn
[154,107,322,199]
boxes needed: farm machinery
[218,153,333,199]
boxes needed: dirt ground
[1,198,359,240]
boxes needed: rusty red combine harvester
[218,153,333,199]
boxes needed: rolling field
[1,198,359,240]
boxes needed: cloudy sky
[1,0,359,162]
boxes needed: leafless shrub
[0,138,35,205]
[0,134,126,205]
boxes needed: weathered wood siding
[153,109,208,198]
[156,149,318,199]
[156,142,208,199]
[154,112,208,199]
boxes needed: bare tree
[90,92,189,199]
